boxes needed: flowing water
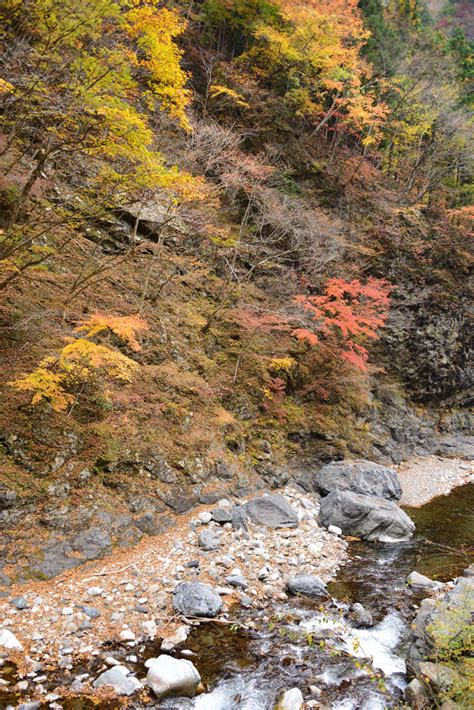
[1,484,472,709]
[161,483,474,709]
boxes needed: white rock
[161,625,190,651]
[87,587,103,597]
[199,512,212,524]
[141,620,158,639]
[93,666,142,695]
[218,499,230,508]
[0,629,24,651]
[61,607,74,615]
[155,591,168,609]
[275,687,304,710]
[328,525,342,536]
[118,629,136,642]
[124,583,135,592]
[146,655,201,698]
[105,656,121,666]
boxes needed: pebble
[142,620,157,638]
[86,587,103,597]
[118,629,136,642]
[226,574,248,589]
[10,596,28,610]
[61,607,74,616]
[198,511,212,524]
[80,606,101,619]
[105,656,121,666]
[0,629,24,651]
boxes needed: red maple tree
[293,277,393,370]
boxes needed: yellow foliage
[268,357,295,373]
[0,77,14,94]
[10,368,74,412]
[209,84,250,108]
[10,312,143,411]
[125,3,191,130]
[75,313,149,352]
[59,339,139,382]
[2,0,200,201]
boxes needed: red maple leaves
[293,277,393,370]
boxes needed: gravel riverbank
[0,487,346,705]
[397,455,473,507]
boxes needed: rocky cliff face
[382,291,473,405]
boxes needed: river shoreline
[1,457,472,707]
[397,455,473,507]
[0,486,347,703]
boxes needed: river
[162,483,474,709]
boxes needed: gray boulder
[198,529,221,551]
[93,666,142,695]
[349,602,373,628]
[314,460,402,501]
[285,575,328,598]
[404,678,430,709]
[407,571,444,591]
[245,494,298,529]
[172,581,222,618]
[319,490,415,542]
[408,572,473,672]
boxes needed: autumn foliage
[293,278,393,370]
[11,315,148,411]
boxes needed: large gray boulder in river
[319,490,415,542]
[314,460,402,501]
[286,574,329,598]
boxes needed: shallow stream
[163,483,474,709]
[1,484,472,709]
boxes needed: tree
[0,0,201,290]
[293,277,393,370]
[10,313,148,412]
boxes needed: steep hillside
[1,0,472,586]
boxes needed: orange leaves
[75,313,149,352]
[292,328,319,346]
[293,277,393,371]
